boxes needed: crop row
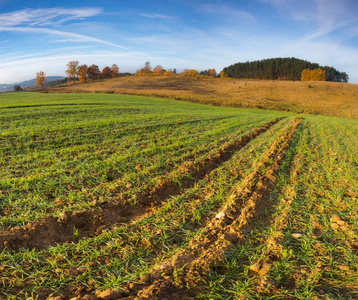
[0,95,291,298]
[0,96,279,228]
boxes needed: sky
[1,0,358,84]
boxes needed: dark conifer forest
[223,57,349,82]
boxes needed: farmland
[0,92,358,299]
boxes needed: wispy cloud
[0,7,102,27]
[198,3,255,22]
[0,25,133,50]
[280,20,352,51]
[140,13,175,20]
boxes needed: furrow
[0,118,283,252]
[124,117,302,300]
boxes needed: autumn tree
[101,66,112,78]
[35,71,47,89]
[183,69,198,76]
[110,64,119,77]
[220,71,226,79]
[301,68,326,81]
[136,61,152,75]
[87,64,100,80]
[78,64,88,83]
[153,65,165,76]
[207,69,217,77]
[164,69,174,76]
[66,60,79,84]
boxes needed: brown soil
[0,118,283,252]
[89,117,303,299]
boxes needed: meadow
[44,75,358,119]
[0,92,357,299]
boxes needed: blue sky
[1,0,358,84]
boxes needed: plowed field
[0,93,357,299]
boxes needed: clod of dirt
[215,211,226,219]
[337,220,346,226]
[249,260,271,276]
[291,233,303,238]
[126,183,133,188]
[140,273,151,282]
[95,225,107,235]
[47,297,63,300]
[324,266,333,272]
[331,223,340,230]
[57,212,68,223]
[82,295,99,300]
[338,265,350,271]
[330,215,341,223]
[97,289,123,299]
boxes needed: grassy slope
[0,92,357,299]
[39,75,358,119]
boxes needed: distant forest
[223,57,349,82]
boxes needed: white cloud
[0,26,132,50]
[0,7,102,27]
[140,13,175,20]
[280,20,352,51]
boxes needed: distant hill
[223,57,349,82]
[0,76,64,92]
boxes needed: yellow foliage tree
[301,68,326,81]
[183,69,198,76]
[66,60,79,84]
[164,69,174,76]
[78,64,87,83]
[220,71,226,79]
[35,71,47,89]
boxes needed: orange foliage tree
[301,68,326,81]
[153,65,165,76]
[207,69,217,77]
[111,64,119,77]
[101,66,112,78]
[35,71,47,89]
[78,64,87,82]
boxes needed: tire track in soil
[0,118,284,252]
[119,117,302,300]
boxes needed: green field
[0,93,357,299]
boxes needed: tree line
[223,57,349,82]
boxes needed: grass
[0,92,358,299]
[40,75,358,119]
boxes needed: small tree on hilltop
[78,64,88,83]
[87,64,101,80]
[35,71,47,89]
[136,61,152,75]
[153,65,165,76]
[101,66,112,78]
[66,60,79,84]
[207,69,217,77]
[111,64,119,77]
